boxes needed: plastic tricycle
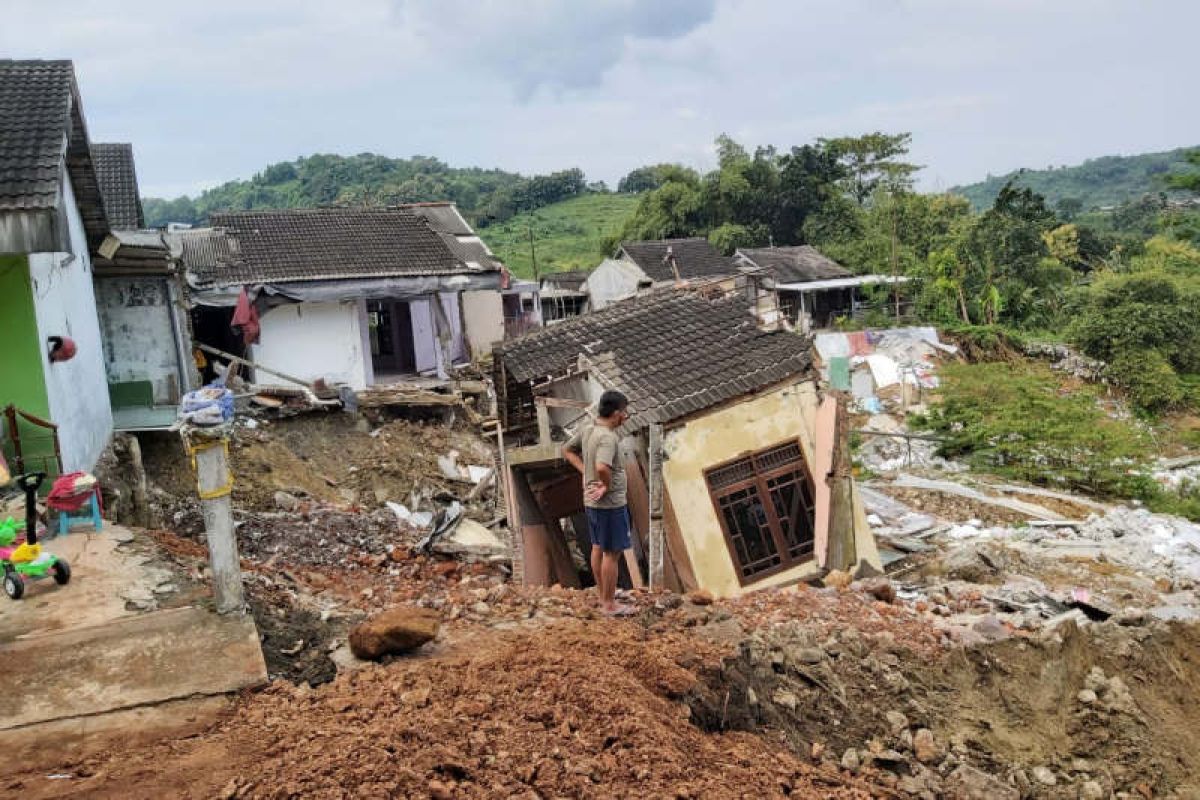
[2,472,70,600]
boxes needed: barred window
[704,440,816,584]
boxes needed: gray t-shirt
[564,423,627,509]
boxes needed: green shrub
[1105,350,1186,414]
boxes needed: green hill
[952,146,1199,211]
[482,193,639,279]
[141,153,587,230]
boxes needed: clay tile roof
[90,143,144,230]
[619,237,738,282]
[0,59,108,244]
[496,284,814,430]
[737,245,851,283]
[196,207,476,287]
[540,269,590,291]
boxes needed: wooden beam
[196,343,312,388]
[534,396,591,409]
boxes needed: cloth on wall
[231,286,261,346]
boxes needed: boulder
[349,607,441,660]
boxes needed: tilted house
[587,237,739,310]
[181,207,504,389]
[494,276,881,598]
[91,142,196,430]
[0,60,114,473]
[734,245,908,331]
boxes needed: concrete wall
[661,381,824,598]
[95,276,185,404]
[253,301,368,389]
[461,289,504,357]
[26,176,113,472]
[587,258,646,311]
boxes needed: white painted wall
[95,276,184,404]
[461,289,504,358]
[27,175,113,472]
[587,258,647,310]
[253,301,368,389]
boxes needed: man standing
[563,390,633,616]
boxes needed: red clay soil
[12,623,894,800]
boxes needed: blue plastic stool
[58,492,103,535]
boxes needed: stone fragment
[913,728,938,763]
[1031,766,1057,786]
[772,689,798,711]
[348,606,441,660]
[273,490,299,511]
[840,748,860,772]
[1077,689,1098,705]
[854,576,896,604]
[824,569,852,589]
[944,764,1020,800]
[787,646,826,665]
[1079,780,1104,800]
[885,710,909,734]
[687,589,714,605]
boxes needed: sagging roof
[618,237,738,283]
[90,143,144,230]
[497,282,814,429]
[193,208,481,287]
[397,201,504,272]
[0,59,109,251]
[540,269,590,291]
[736,245,851,283]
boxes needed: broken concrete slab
[0,606,266,730]
[890,474,1065,520]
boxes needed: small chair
[57,490,103,535]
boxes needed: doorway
[367,300,416,377]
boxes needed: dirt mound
[17,624,892,799]
[706,617,1200,798]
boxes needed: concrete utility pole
[825,392,858,573]
[187,426,245,614]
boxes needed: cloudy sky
[4,0,1195,198]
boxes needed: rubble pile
[1024,342,1106,381]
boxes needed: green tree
[1166,149,1200,193]
[819,132,919,205]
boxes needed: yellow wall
[661,380,879,598]
[662,381,821,597]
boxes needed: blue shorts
[586,506,631,553]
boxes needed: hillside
[952,146,1199,211]
[481,193,639,279]
[141,153,585,229]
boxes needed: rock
[971,615,1010,642]
[854,576,896,604]
[656,592,684,610]
[1070,758,1093,773]
[746,687,758,706]
[945,764,1020,800]
[941,545,1000,583]
[1031,766,1058,786]
[348,607,441,660]
[428,779,452,800]
[471,601,491,616]
[885,710,909,734]
[913,728,937,763]
[273,491,300,511]
[824,569,852,589]
[787,646,826,665]
[1115,607,1149,626]
[687,589,714,606]
[1077,689,1098,705]
[1084,667,1108,693]
[771,689,798,711]
[1079,780,1105,800]
[841,748,861,773]
[111,528,136,544]
[810,741,825,760]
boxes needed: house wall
[660,381,823,598]
[587,258,646,311]
[254,301,368,389]
[0,254,55,469]
[461,289,504,357]
[26,177,113,472]
[95,276,186,405]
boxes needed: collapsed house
[734,245,910,331]
[587,237,738,310]
[180,207,506,388]
[494,276,881,598]
[90,143,195,431]
[0,60,116,473]
[538,269,591,324]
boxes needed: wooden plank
[622,453,651,589]
[661,486,700,591]
[534,396,591,410]
[196,343,311,388]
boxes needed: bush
[1105,350,1185,414]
